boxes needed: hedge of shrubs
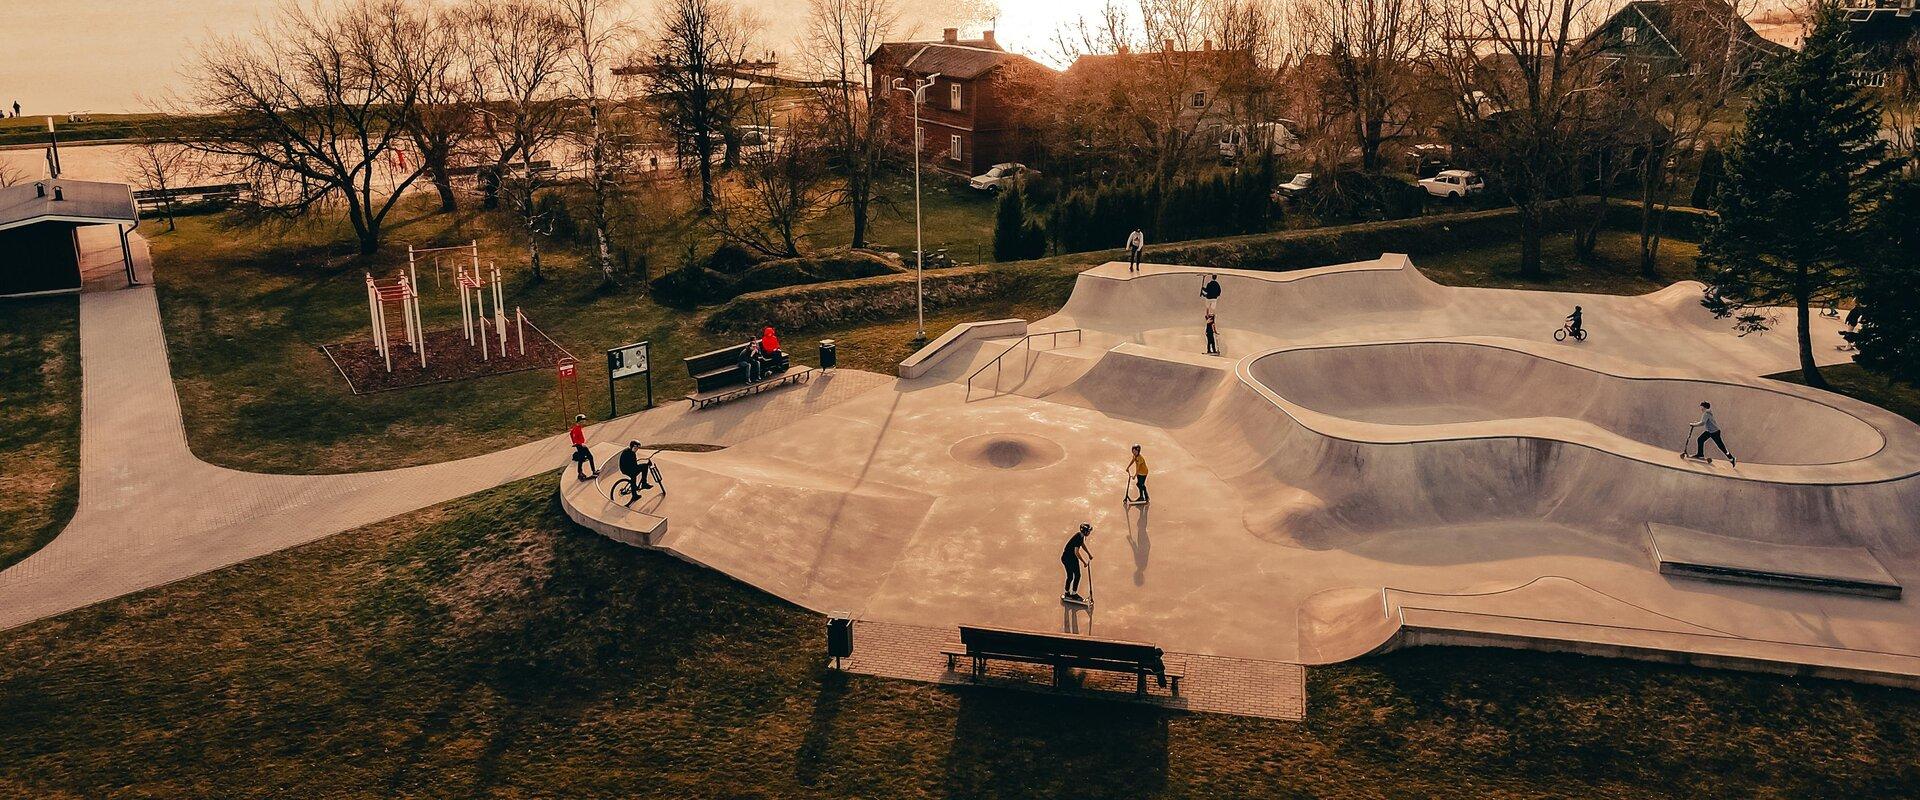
[1041,163,1278,256]
[706,199,1714,334]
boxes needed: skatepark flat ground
[573,256,1920,685]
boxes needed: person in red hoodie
[568,413,594,480]
[759,326,780,355]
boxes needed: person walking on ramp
[1688,401,1735,465]
[1062,523,1094,603]
[1126,228,1145,273]
[1204,313,1220,355]
[1201,274,1222,315]
[1124,444,1150,504]
[568,414,594,480]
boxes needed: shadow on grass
[941,688,1169,799]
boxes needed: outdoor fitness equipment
[365,269,426,373]
[409,240,478,291]
[458,262,509,360]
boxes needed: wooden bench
[941,624,1184,697]
[681,343,812,410]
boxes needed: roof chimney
[982,29,996,46]
[1204,38,1213,51]
[1163,38,1174,53]
[34,182,46,198]
[943,28,958,43]
[52,185,64,201]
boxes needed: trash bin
[827,614,853,665]
[818,339,837,370]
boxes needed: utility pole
[892,71,941,345]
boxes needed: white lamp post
[892,71,941,344]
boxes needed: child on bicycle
[1566,306,1583,338]
[618,441,652,505]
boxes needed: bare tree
[1301,0,1429,171]
[648,0,758,211]
[122,137,197,231]
[555,0,637,284]
[805,0,898,249]
[1626,0,1766,278]
[187,0,431,255]
[398,2,473,213]
[464,0,573,278]
[0,160,28,188]
[1430,0,1606,278]
[1056,0,1286,184]
[707,114,835,257]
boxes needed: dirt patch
[320,317,576,394]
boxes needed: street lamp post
[892,72,941,345]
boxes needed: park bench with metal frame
[941,624,1184,697]
[681,342,813,410]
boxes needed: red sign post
[554,357,583,423]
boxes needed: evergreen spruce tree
[1849,175,1920,382]
[992,184,1029,262]
[1689,145,1723,209]
[1697,5,1903,389]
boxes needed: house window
[1622,25,1638,42]
[950,134,963,162]
[1191,91,1207,108]
[949,83,963,110]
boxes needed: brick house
[866,29,1057,176]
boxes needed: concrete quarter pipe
[565,256,1920,688]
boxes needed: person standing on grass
[1689,402,1736,465]
[1124,444,1150,503]
[618,440,652,504]
[1062,523,1093,601]
[1126,228,1145,273]
[1204,313,1220,355]
[568,414,594,480]
[1202,274,1222,315]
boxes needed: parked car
[1272,172,1314,200]
[1218,121,1300,164]
[1404,144,1449,178]
[1418,169,1484,198]
[969,163,1038,193]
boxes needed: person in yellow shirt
[1125,444,1150,504]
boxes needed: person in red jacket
[760,326,780,355]
[568,413,594,480]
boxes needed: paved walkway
[0,286,888,631]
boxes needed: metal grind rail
[965,328,1083,399]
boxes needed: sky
[0,0,1108,115]
[0,0,1799,116]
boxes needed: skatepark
[564,254,1920,686]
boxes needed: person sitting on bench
[737,339,764,384]
[760,326,781,357]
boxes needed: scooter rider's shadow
[1127,505,1151,586]
[1061,603,1092,634]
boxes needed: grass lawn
[1417,229,1701,295]
[0,296,80,570]
[0,112,179,146]
[1772,363,1920,427]
[2,477,1917,798]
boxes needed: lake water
[0,0,1077,116]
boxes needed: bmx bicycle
[610,457,667,506]
[1553,322,1588,342]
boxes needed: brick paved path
[840,620,1306,721]
[0,287,887,630]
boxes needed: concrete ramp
[1048,343,1234,427]
[1650,522,1902,598]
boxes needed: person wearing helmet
[568,413,594,480]
[1062,523,1094,602]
